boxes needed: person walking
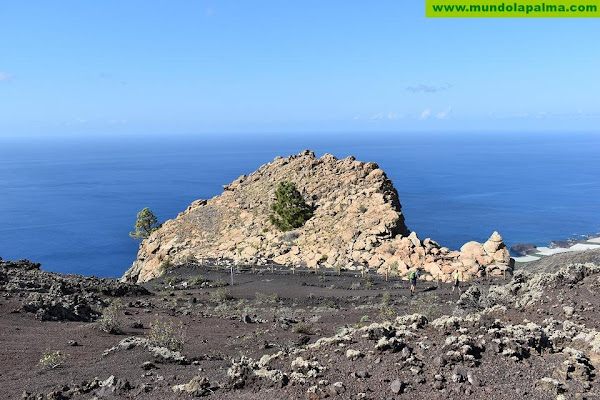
[452,270,462,293]
[409,269,419,295]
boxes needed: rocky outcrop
[122,151,513,283]
[0,258,149,321]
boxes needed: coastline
[511,232,600,264]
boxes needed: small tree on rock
[130,207,162,239]
[269,181,313,232]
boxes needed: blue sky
[0,1,598,136]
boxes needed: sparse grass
[39,350,66,369]
[98,299,122,334]
[378,292,397,321]
[351,282,361,290]
[255,292,280,303]
[360,315,371,323]
[317,274,326,282]
[410,293,441,321]
[187,276,205,286]
[382,291,391,306]
[211,288,233,301]
[149,320,186,352]
[212,279,228,288]
[365,276,375,288]
[164,276,179,287]
[293,322,314,335]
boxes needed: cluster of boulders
[0,258,149,321]
[122,151,514,284]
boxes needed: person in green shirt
[409,269,419,295]
[452,270,462,293]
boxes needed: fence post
[361,266,365,279]
[292,266,295,275]
[503,269,507,281]
[270,265,274,274]
[337,265,341,276]
[385,267,389,282]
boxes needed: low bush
[39,350,66,369]
[98,299,122,334]
[149,320,185,352]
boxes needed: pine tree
[269,181,313,232]
[129,207,162,239]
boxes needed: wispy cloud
[407,83,452,93]
[64,119,87,126]
[436,106,452,120]
[419,109,432,120]
[0,72,11,81]
[367,112,405,121]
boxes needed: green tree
[269,181,314,232]
[129,207,162,239]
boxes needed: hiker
[409,269,419,295]
[452,270,462,293]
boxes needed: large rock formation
[122,151,512,283]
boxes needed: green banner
[426,0,600,17]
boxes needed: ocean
[1,131,599,278]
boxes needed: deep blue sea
[1,132,599,278]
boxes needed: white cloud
[407,83,452,93]
[369,112,384,120]
[0,72,11,81]
[419,109,432,120]
[353,114,361,120]
[436,106,452,120]
[387,112,404,120]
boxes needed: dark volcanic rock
[0,258,150,321]
[510,243,538,256]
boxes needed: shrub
[39,350,66,369]
[164,276,179,287]
[158,257,172,276]
[293,322,314,335]
[360,315,371,323]
[358,204,367,213]
[381,291,391,306]
[269,181,314,232]
[149,320,185,352]
[255,292,279,303]
[98,299,122,334]
[187,276,205,286]
[212,279,228,288]
[184,253,197,265]
[211,288,233,301]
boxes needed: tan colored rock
[121,150,511,284]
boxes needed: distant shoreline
[511,232,600,263]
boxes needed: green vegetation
[163,276,179,287]
[269,181,313,232]
[129,207,162,239]
[211,288,233,301]
[98,299,122,334]
[157,257,172,276]
[149,320,185,352]
[293,321,314,335]
[39,350,66,369]
[255,292,280,303]
[187,276,205,286]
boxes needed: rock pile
[122,151,513,283]
[0,258,149,321]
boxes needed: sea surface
[1,132,599,278]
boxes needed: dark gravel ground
[2,259,599,399]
